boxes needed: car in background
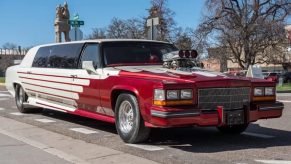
[265,72,279,82]
[282,72,291,83]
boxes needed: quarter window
[32,46,50,68]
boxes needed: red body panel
[18,66,283,128]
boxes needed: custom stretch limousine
[6,39,284,143]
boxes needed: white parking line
[69,128,98,134]
[10,112,26,116]
[277,100,291,103]
[243,132,275,139]
[0,98,9,101]
[255,159,291,164]
[35,119,56,123]
[0,108,5,111]
[126,144,164,151]
[0,93,9,97]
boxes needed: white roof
[37,39,170,48]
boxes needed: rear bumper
[146,101,284,128]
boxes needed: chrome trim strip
[151,110,200,118]
[259,106,284,111]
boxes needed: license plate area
[225,110,244,125]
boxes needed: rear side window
[32,43,83,69]
[32,46,50,68]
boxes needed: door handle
[70,75,77,78]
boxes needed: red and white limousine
[5,39,284,143]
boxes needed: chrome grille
[198,87,250,110]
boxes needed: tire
[217,124,249,135]
[115,93,150,143]
[15,85,41,113]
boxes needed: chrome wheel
[118,100,134,134]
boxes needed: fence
[0,48,27,56]
[0,49,27,77]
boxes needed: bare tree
[87,28,107,39]
[200,0,291,69]
[107,18,128,39]
[2,42,18,49]
[106,17,144,39]
[172,27,192,50]
[125,18,145,39]
[146,0,176,41]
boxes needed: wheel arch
[111,85,140,112]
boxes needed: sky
[0,0,205,48]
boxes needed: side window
[32,46,51,68]
[79,44,100,69]
[47,43,83,69]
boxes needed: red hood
[115,66,253,87]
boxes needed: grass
[277,83,291,91]
[0,77,4,83]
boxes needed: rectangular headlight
[254,87,264,96]
[154,89,165,100]
[167,90,179,100]
[265,87,275,96]
[180,89,193,99]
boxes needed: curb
[277,90,291,93]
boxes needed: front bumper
[146,101,284,128]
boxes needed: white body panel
[4,39,163,113]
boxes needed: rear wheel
[217,124,249,134]
[115,93,150,143]
[15,84,41,113]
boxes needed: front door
[72,43,108,115]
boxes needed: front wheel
[115,93,150,143]
[217,124,249,134]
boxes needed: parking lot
[0,85,291,164]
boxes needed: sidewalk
[0,116,159,164]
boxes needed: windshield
[102,41,178,66]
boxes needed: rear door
[24,44,83,112]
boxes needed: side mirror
[82,61,98,74]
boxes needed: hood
[115,65,252,87]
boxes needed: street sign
[69,28,83,41]
[69,20,84,27]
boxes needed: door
[25,44,83,112]
[72,43,109,115]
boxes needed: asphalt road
[0,85,290,164]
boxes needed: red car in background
[265,72,279,82]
